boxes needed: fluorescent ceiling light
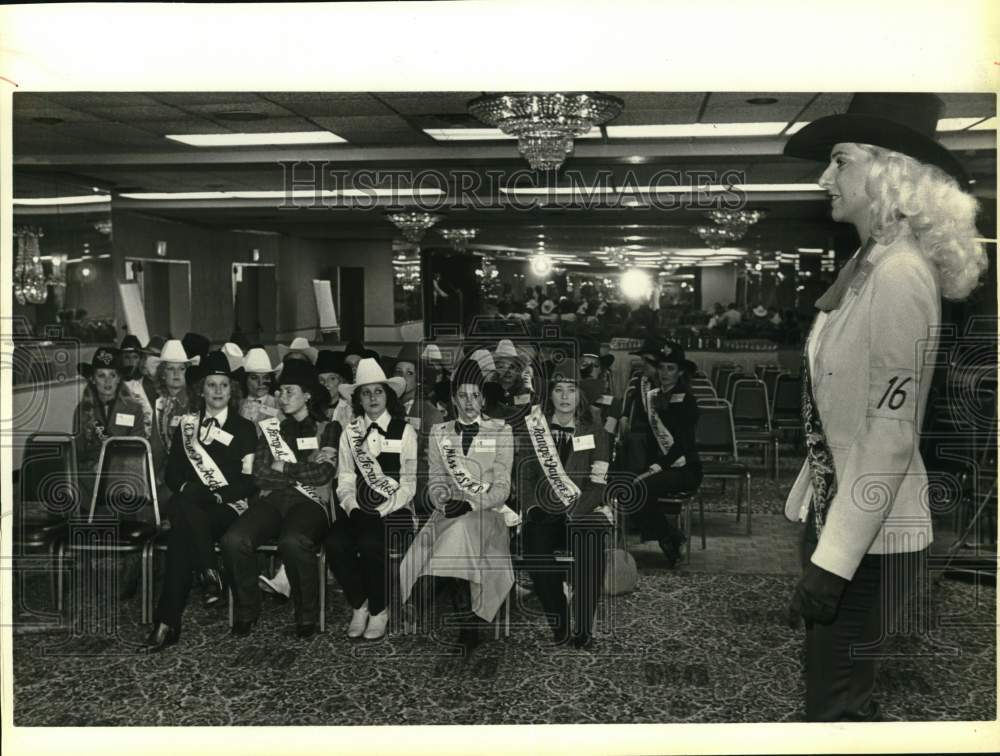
[607,122,788,138]
[14,195,111,205]
[166,131,346,147]
[797,247,825,254]
[969,117,996,131]
[424,127,601,141]
[120,188,444,200]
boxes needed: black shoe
[296,623,317,639]
[230,619,256,637]
[202,569,224,608]
[141,622,180,653]
[658,537,681,567]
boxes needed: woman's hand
[314,446,337,465]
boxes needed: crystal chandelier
[468,92,624,171]
[439,228,478,251]
[14,227,49,305]
[706,209,767,228]
[602,246,630,267]
[386,211,441,244]
[691,224,746,249]
[393,251,422,292]
[692,209,766,249]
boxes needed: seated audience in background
[625,343,702,567]
[222,360,337,639]
[327,358,417,641]
[400,358,517,652]
[141,351,258,653]
[517,358,612,649]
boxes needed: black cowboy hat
[191,350,234,382]
[182,332,211,361]
[343,340,366,358]
[119,334,144,353]
[77,346,120,380]
[315,349,352,382]
[784,93,969,186]
[654,342,698,374]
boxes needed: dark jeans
[802,525,928,721]
[631,467,702,542]
[154,489,239,628]
[522,509,611,640]
[325,504,414,615]
[220,489,330,625]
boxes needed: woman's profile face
[819,142,873,230]
[276,384,309,416]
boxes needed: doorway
[125,258,192,338]
[232,263,277,345]
[339,267,364,343]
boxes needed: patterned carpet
[12,561,995,725]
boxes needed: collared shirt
[336,410,417,515]
[253,412,338,490]
[200,406,229,443]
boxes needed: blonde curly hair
[858,144,987,300]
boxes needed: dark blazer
[516,412,610,518]
[644,383,701,474]
[165,409,258,505]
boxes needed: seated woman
[326,357,417,641]
[238,347,282,429]
[316,349,354,430]
[627,342,702,567]
[221,360,338,639]
[141,351,258,652]
[517,359,613,649]
[399,359,517,652]
[73,346,149,504]
[148,340,197,497]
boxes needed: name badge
[669,393,686,403]
[514,393,531,405]
[473,438,496,452]
[604,417,618,433]
[212,428,234,447]
[407,416,422,431]
[170,416,182,427]
[297,437,319,451]
[115,413,135,427]
[597,395,613,406]
[382,438,403,454]
[573,434,596,451]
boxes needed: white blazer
[785,229,940,580]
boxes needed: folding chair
[695,399,752,537]
[57,436,160,622]
[730,378,780,479]
[771,373,803,441]
[17,432,80,607]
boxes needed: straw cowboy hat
[277,337,318,364]
[338,357,406,401]
[243,347,277,374]
[783,92,968,185]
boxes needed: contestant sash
[524,405,580,510]
[258,416,327,508]
[646,388,676,456]
[345,418,401,500]
[180,413,249,515]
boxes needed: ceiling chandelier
[602,246,630,267]
[706,209,767,228]
[692,208,767,249]
[439,227,478,251]
[386,211,441,244]
[468,92,624,171]
[14,227,66,306]
[691,224,745,249]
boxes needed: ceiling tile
[938,93,995,118]
[46,93,165,108]
[378,92,481,115]
[77,104,193,121]
[153,92,276,107]
[263,93,396,117]
[702,93,817,123]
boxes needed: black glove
[444,500,473,519]
[787,563,849,629]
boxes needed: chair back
[690,382,717,400]
[771,374,802,422]
[694,399,739,460]
[711,364,737,395]
[20,432,80,519]
[762,368,782,409]
[89,437,160,526]
[723,370,746,403]
[731,379,772,430]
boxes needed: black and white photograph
[1,3,997,754]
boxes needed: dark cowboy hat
[578,339,601,359]
[548,357,579,385]
[654,342,698,374]
[343,340,366,358]
[276,358,320,391]
[182,332,211,361]
[393,341,422,366]
[598,353,615,370]
[629,338,664,364]
[145,335,167,356]
[119,334,144,353]
[78,346,120,379]
[191,350,235,382]
[784,93,969,186]
[315,350,352,382]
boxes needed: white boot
[363,608,389,640]
[347,601,370,639]
[258,564,291,598]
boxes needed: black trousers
[802,526,928,721]
[630,467,702,542]
[153,489,239,628]
[522,509,611,640]
[220,489,330,625]
[325,504,414,615]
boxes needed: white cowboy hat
[338,357,406,401]
[277,337,318,364]
[222,342,245,372]
[146,338,199,374]
[421,344,443,362]
[469,348,496,375]
[492,338,526,364]
[243,347,276,374]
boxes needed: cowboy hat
[78,346,120,380]
[181,332,211,361]
[469,348,497,375]
[145,335,166,356]
[277,337,318,364]
[629,338,665,364]
[421,343,443,362]
[243,347,277,374]
[548,357,579,385]
[221,342,245,373]
[654,342,698,374]
[783,92,968,185]
[393,342,421,366]
[275,359,332,408]
[147,338,199,374]
[191,350,235,382]
[338,357,406,401]
[119,334,144,353]
[315,349,352,382]
[492,338,526,365]
[343,340,366,358]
